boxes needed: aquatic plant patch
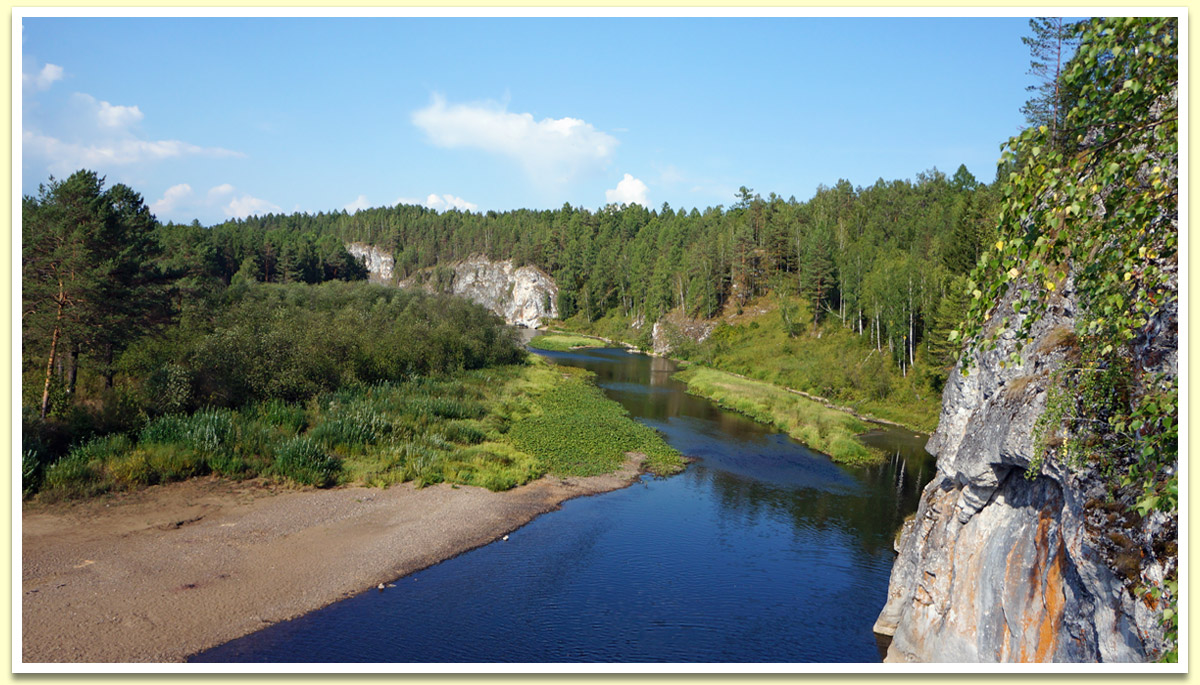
[505,366,685,477]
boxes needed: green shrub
[41,434,134,497]
[272,436,341,487]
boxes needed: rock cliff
[347,245,558,328]
[648,316,717,357]
[874,274,1177,662]
[345,243,395,285]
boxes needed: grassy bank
[557,295,943,432]
[526,333,611,352]
[673,365,883,466]
[27,355,684,501]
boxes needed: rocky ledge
[874,275,1176,662]
[347,244,558,328]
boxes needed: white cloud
[208,183,236,198]
[225,194,282,219]
[23,91,243,179]
[424,193,477,212]
[344,194,371,213]
[71,93,144,131]
[394,192,478,213]
[24,63,63,91]
[150,183,193,215]
[96,100,144,129]
[412,94,617,184]
[605,173,648,207]
[24,130,243,177]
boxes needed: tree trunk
[909,309,915,368]
[40,286,66,420]
[66,343,78,396]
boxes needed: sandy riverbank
[21,453,649,663]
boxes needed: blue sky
[20,14,1041,225]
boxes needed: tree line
[22,171,524,465]
[208,165,997,378]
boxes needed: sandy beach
[21,453,648,663]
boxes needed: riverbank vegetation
[556,292,942,431]
[507,361,684,477]
[30,355,683,501]
[191,156,999,427]
[673,366,880,466]
[22,175,680,499]
[525,333,610,352]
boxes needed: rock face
[874,276,1176,662]
[413,255,558,328]
[346,245,558,328]
[345,243,395,285]
[649,316,717,357]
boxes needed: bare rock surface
[875,275,1174,662]
[346,244,558,328]
[419,255,559,329]
[345,242,394,284]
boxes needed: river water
[191,344,934,663]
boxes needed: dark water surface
[192,344,934,663]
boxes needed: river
[191,343,934,663]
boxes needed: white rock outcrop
[347,245,558,328]
[346,243,395,284]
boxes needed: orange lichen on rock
[1034,540,1066,661]
[1030,508,1066,662]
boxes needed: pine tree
[23,170,168,414]
[1021,17,1081,145]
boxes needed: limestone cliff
[347,245,558,328]
[345,243,395,285]
[874,274,1177,662]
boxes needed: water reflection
[539,345,935,557]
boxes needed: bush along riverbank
[27,355,684,501]
[22,274,685,501]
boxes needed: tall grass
[271,436,341,487]
[30,355,684,500]
[673,365,883,466]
